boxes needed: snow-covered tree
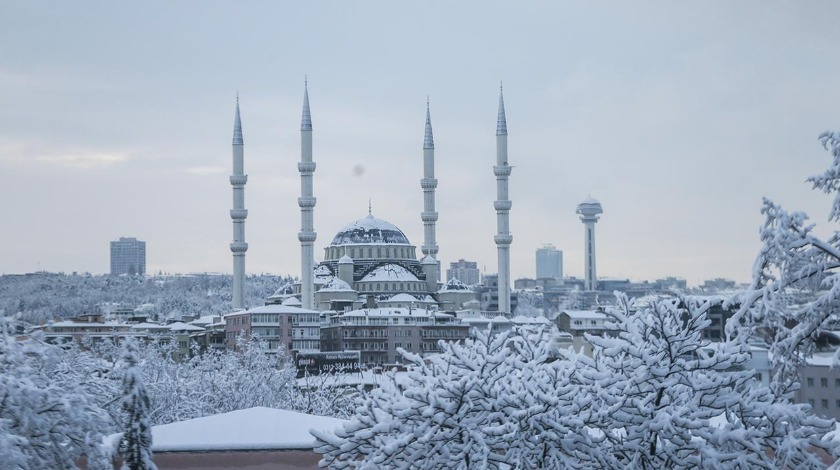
[313,329,598,469]
[0,318,110,469]
[316,295,838,469]
[585,294,836,469]
[119,339,157,470]
[727,132,840,394]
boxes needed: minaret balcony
[420,178,438,189]
[494,200,512,211]
[230,209,248,220]
[493,165,512,177]
[230,242,249,253]
[494,234,513,245]
[298,197,317,208]
[421,211,439,222]
[298,162,317,173]
[229,174,248,185]
[298,231,318,243]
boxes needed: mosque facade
[233,82,513,315]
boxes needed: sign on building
[295,351,361,378]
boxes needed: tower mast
[298,79,317,309]
[494,85,513,314]
[230,95,248,310]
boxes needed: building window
[807,378,815,387]
[822,377,829,387]
[836,379,840,388]
[822,399,829,409]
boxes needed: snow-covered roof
[511,315,551,325]
[561,310,607,320]
[245,303,318,315]
[49,320,126,328]
[281,296,303,307]
[319,277,355,293]
[130,322,169,330]
[110,407,348,453]
[338,308,452,320]
[438,277,471,292]
[330,214,411,246]
[338,254,353,264]
[166,322,205,332]
[460,315,511,324]
[360,264,420,282]
[421,255,437,265]
[807,352,836,367]
[189,315,219,326]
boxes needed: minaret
[576,197,603,291]
[421,98,439,259]
[230,95,248,310]
[493,85,513,314]
[298,79,317,310]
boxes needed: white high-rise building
[110,237,146,276]
[536,244,562,280]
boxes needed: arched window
[376,283,381,291]
[368,248,372,258]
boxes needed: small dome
[338,254,353,264]
[330,214,410,245]
[438,277,471,292]
[319,277,355,292]
[421,255,438,265]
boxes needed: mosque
[229,82,513,315]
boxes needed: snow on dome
[320,277,355,292]
[580,196,600,205]
[439,277,471,292]
[314,265,334,285]
[388,293,419,303]
[330,214,411,245]
[338,254,353,264]
[360,264,420,282]
[421,255,437,265]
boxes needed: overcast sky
[2,2,839,286]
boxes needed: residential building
[446,259,480,286]
[110,237,146,276]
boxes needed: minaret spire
[301,76,312,132]
[298,78,317,310]
[496,83,507,136]
[230,95,248,310]
[493,85,513,314]
[424,97,434,149]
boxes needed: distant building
[110,237,146,275]
[535,244,562,279]
[446,259,480,286]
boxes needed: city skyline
[2,3,840,286]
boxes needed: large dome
[330,214,411,245]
